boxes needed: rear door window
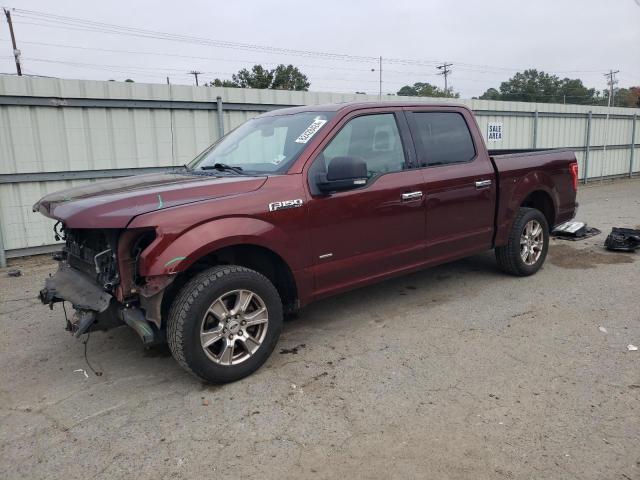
[408,112,476,167]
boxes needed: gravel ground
[1,178,639,480]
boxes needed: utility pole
[600,69,619,182]
[3,8,22,76]
[189,70,202,86]
[371,57,383,100]
[378,56,382,100]
[437,62,453,94]
[604,69,619,107]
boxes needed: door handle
[401,191,423,201]
[475,179,492,189]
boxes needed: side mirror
[316,156,368,193]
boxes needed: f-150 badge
[269,199,303,212]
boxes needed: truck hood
[33,171,268,228]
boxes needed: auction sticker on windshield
[295,119,327,144]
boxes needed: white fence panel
[0,75,639,261]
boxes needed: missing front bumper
[40,263,113,312]
[40,263,158,344]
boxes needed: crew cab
[35,102,578,383]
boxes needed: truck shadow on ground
[99,241,634,380]
[287,250,502,332]
[139,251,502,369]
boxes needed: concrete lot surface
[1,179,639,480]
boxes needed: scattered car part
[604,228,640,252]
[552,221,601,241]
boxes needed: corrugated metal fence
[1,75,639,265]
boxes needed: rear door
[404,107,496,261]
[305,109,426,299]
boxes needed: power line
[16,56,412,88]
[8,7,611,75]
[9,39,607,86]
[0,7,625,97]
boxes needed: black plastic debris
[552,221,601,241]
[7,269,21,277]
[604,228,640,252]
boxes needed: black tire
[495,207,549,276]
[167,265,283,384]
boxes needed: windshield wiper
[200,163,245,174]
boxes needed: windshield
[188,111,335,174]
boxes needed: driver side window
[319,113,406,178]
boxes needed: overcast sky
[1,0,639,97]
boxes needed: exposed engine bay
[39,224,169,344]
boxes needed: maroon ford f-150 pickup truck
[35,102,578,383]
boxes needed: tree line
[169,63,640,107]
[397,69,639,107]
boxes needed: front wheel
[495,207,549,276]
[167,265,283,383]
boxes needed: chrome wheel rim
[200,289,269,366]
[520,219,544,266]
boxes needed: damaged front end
[39,225,174,344]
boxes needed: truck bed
[490,148,578,247]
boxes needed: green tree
[271,64,310,91]
[478,70,600,104]
[630,87,640,108]
[209,78,240,87]
[232,65,273,89]
[478,87,500,100]
[207,64,310,91]
[607,87,640,107]
[397,82,459,98]
[496,69,561,103]
[557,78,596,105]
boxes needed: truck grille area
[64,229,119,290]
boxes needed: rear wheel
[167,265,283,383]
[495,207,549,276]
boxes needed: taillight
[569,162,578,191]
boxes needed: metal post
[0,221,7,268]
[216,96,224,139]
[584,110,592,184]
[532,110,538,149]
[3,8,22,76]
[630,114,637,178]
[378,56,382,101]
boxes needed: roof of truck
[261,101,469,117]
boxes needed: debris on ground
[627,344,638,351]
[73,368,89,378]
[6,269,22,277]
[552,221,601,241]
[202,398,209,406]
[598,326,608,333]
[280,344,306,355]
[604,228,640,252]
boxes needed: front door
[305,111,426,299]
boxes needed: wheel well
[161,244,299,325]
[522,190,555,227]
